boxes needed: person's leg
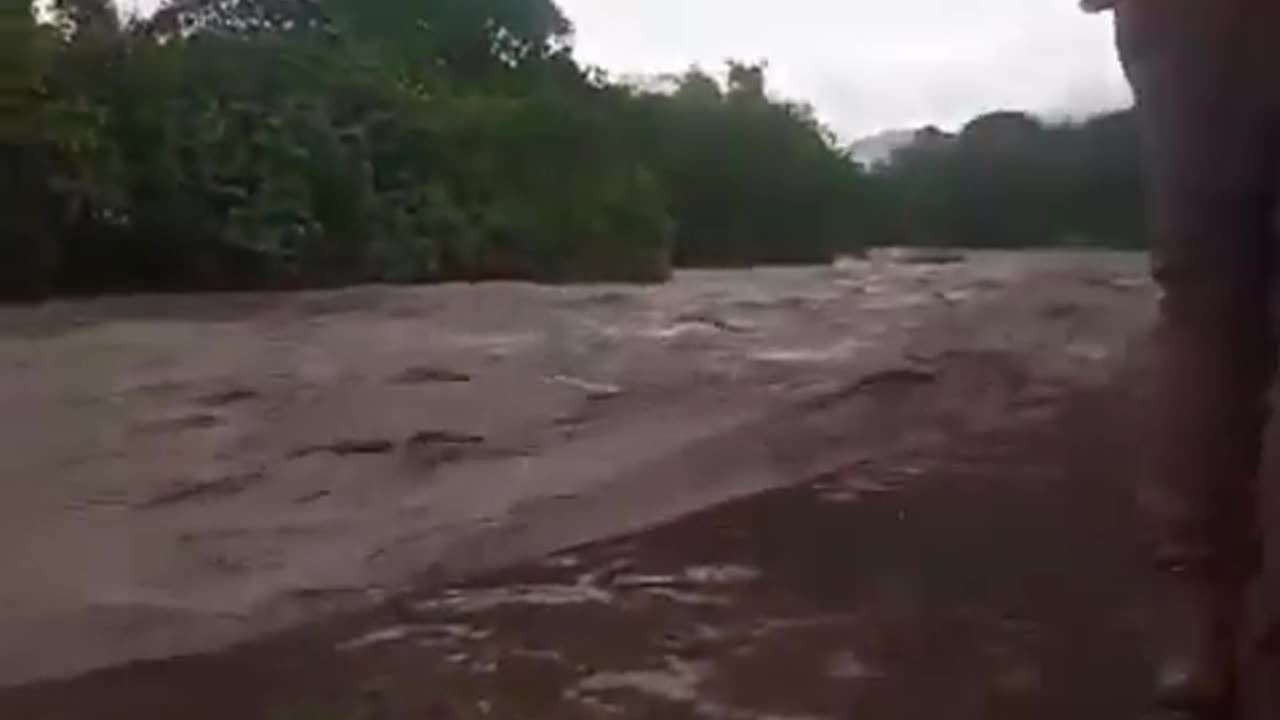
[1117,0,1278,716]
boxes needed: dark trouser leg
[1117,0,1277,715]
[1139,125,1274,586]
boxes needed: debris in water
[141,471,265,508]
[404,430,488,468]
[337,625,416,652]
[550,375,623,400]
[412,583,614,614]
[198,388,260,407]
[289,438,396,459]
[671,311,755,334]
[391,366,473,385]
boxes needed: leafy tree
[872,109,1142,249]
[623,64,874,267]
[1,0,53,297]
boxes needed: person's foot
[1151,577,1242,719]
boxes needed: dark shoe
[1153,578,1243,719]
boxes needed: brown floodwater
[0,384,1181,720]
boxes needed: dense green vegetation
[1,0,1143,300]
[870,110,1143,250]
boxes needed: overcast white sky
[124,0,1132,140]
[556,0,1132,139]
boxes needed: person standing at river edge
[1085,0,1280,718]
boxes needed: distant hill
[851,115,1044,167]
[848,128,919,167]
